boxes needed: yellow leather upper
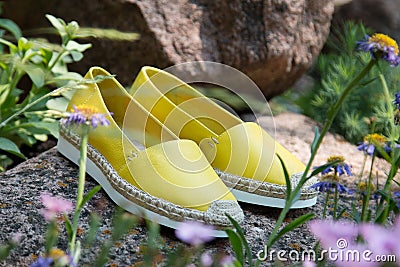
[130,66,305,185]
[67,67,236,211]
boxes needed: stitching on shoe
[214,169,318,200]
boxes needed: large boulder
[3,0,334,98]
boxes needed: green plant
[0,15,88,171]
[289,21,400,144]
[0,14,139,172]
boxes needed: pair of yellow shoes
[57,67,317,237]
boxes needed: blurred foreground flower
[175,221,215,246]
[200,252,213,267]
[29,257,53,267]
[62,105,111,128]
[358,33,400,66]
[219,255,234,266]
[310,218,400,267]
[40,193,73,221]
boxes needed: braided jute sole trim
[215,168,318,208]
[58,125,244,230]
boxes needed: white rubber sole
[231,189,317,209]
[57,136,229,237]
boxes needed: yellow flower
[327,155,345,163]
[358,33,400,66]
[369,34,399,55]
[363,133,386,145]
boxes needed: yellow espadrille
[129,66,318,208]
[57,67,244,236]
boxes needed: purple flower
[219,255,234,266]
[321,164,352,176]
[394,92,400,110]
[357,143,376,156]
[359,223,400,257]
[302,258,316,267]
[309,181,349,194]
[357,133,387,156]
[62,105,111,129]
[310,218,400,267]
[394,191,400,208]
[175,221,215,246]
[200,252,213,267]
[40,193,73,221]
[358,33,400,66]
[29,257,53,267]
[317,155,352,176]
[309,219,358,249]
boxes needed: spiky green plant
[293,21,400,144]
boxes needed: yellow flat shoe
[129,66,318,208]
[57,67,244,236]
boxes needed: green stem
[379,73,396,140]
[3,71,23,110]
[48,49,67,71]
[0,85,72,128]
[70,124,89,253]
[358,154,367,185]
[322,192,330,218]
[333,185,339,220]
[361,154,375,222]
[375,73,398,223]
[267,59,376,247]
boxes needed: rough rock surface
[0,112,396,266]
[333,0,400,42]
[3,0,334,98]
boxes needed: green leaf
[19,122,59,138]
[226,229,245,264]
[0,84,9,107]
[64,215,73,241]
[70,50,83,61]
[269,213,315,246]
[276,154,291,199]
[0,38,17,50]
[226,214,254,267]
[25,67,45,88]
[52,72,83,83]
[83,213,102,246]
[16,132,36,146]
[40,48,53,66]
[45,221,59,254]
[0,18,22,40]
[45,14,67,38]
[0,239,18,261]
[46,97,70,112]
[310,126,320,154]
[308,161,339,178]
[335,208,348,220]
[0,137,26,159]
[79,185,102,210]
[65,40,91,53]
